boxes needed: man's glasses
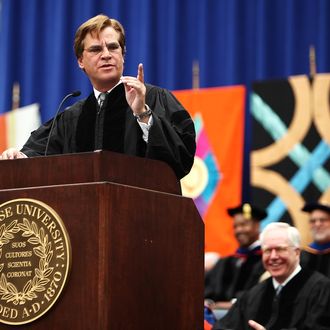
[84,42,121,56]
[309,217,330,225]
[262,245,295,256]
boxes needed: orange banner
[0,115,7,151]
[174,86,245,256]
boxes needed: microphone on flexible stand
[44,90,81,156]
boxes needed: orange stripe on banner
[204,320,213,330]
[174,86,245,256]
[0,114,8,151]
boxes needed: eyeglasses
[84,42,121,56]
[309,217,330,225]
[262,245,295,256]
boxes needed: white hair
[260,222,301,248]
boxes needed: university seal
[0,199,71,325]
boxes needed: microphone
[44,90,81,156]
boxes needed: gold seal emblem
[0,198,71,325]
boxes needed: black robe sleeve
[20,99,84,157]
[300,249,330,277]
[145,85,196,179]
[20,119,54,157]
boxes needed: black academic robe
[300,248,330,278]
[204,247,264,301]
[21,83,196,179]
[213,269,330,330]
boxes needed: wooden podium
[0,151,204,329]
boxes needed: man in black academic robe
[205,204,266,309]
[20,83,195,179]
[213,222,330,330]
[300,201,330,278]
[0,15,196,180]
[214,268,330,330]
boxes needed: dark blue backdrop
[1,0,329,199]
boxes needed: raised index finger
[137,63,144,83]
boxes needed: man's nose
[234,226,244,233]
[269,248,279,258]
[100,45,111,57]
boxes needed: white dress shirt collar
[272,264,302,290]
[93,80,123,101]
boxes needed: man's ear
[78,57,84,70]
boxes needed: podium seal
[0,198,71,325]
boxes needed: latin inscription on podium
[0,199,71,325]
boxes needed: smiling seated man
[204,203,267,311]
[212,222,330,330]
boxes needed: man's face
[78,26,124,91]
[309,209,330,244]
[233,214,260,248]
[262,228,300,283]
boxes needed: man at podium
[0,14,196,179]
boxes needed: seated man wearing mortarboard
[204,203,267,311]
[300,200,330,277]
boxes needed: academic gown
[300,243,330,278]
[213,269,330,330]
[21,83,196,179]
[204,246,264,301]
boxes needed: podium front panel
[0,182,203,330]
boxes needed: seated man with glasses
[300,200,330,278]
[212,222,330,330]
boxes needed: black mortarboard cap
[227,203,267,221]
[302,200,330,214]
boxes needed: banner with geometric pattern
[174,86,246,256]
[251,74,330,246]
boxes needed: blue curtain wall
[1,0,329,200]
